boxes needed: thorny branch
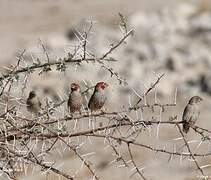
[0,20,210,180]
[131,73,165,109]
[127,143,147,180]
[100,29,134,60]
[176,124,205,176]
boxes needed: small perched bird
[68,83,83,114]
[26,91,42,115]
[88,82,109,112]
[182,96,203,133]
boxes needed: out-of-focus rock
[190,12,211,35]
[199,74,211,95]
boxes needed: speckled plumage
[182,96,203,133]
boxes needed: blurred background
[1,0,211,179]
[0,0,203,64]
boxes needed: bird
[67,83,83,114]
[88,82,109,112]
[182,96,203,133]
[26,91,42,115]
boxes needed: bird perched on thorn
[182,96,203,133]
[68,83,83,114]
[26,91,42,115]
[88,82,109,112]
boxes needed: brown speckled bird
[182,96,203,133]
[68,83,83,114]
[26,91,42,115]
[88,82,108,112]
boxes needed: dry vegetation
[0,14,211,180]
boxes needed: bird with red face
[68,83,83,114]
[88,82,109,112]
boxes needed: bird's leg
[88,110,95,130]
[85,107,90,116]
[100,107,106,114]
[79,110,82,116]
[67,113,73,119]
[100,109,106,114]
[90,110,97,129]
[30,113,39,128]
[90,117,96,130]
[73,118,78,131]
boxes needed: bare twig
[131,73,165,109]
[176,124,205,176]
[100,29,134,60]
[127,143,147,180]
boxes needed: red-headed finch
[26,91,42,114]
[68,83,83,114]
[88,82,109,112]
[182,96,203,133]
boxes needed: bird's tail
[183,121,190,134]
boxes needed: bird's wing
[26,99,30,106]
[182,104,192,122]
[39,100,42,108]
[67,94,71,106]
[88,94,94,108]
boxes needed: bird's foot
[100,109,106,114]
[66,114,73,120]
